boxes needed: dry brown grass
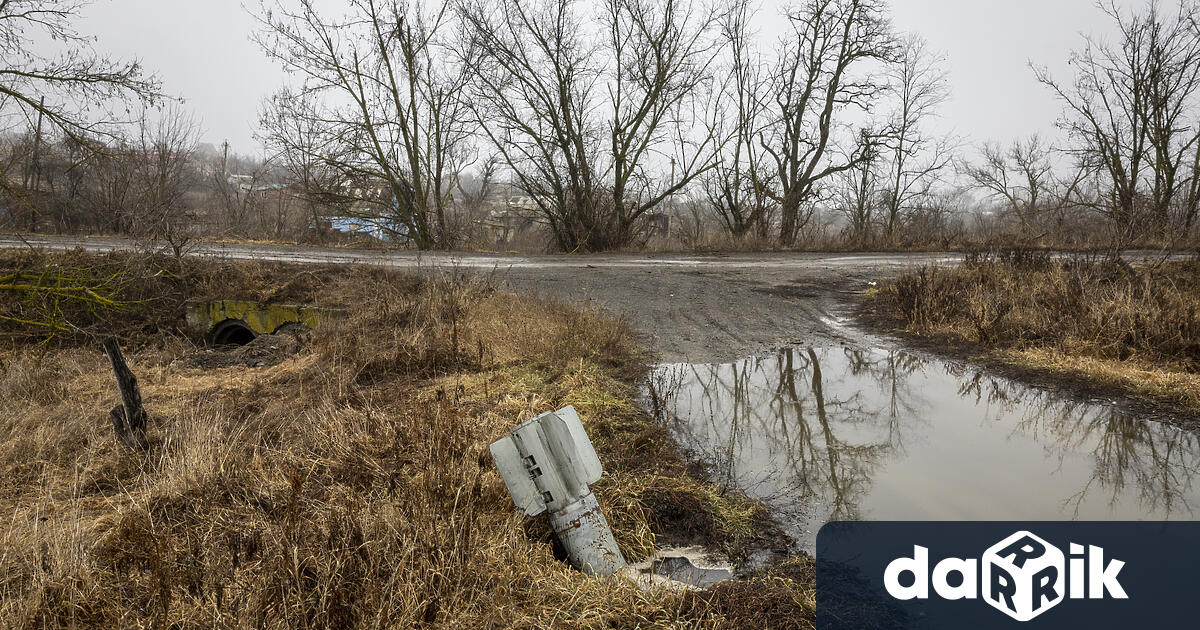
[0,252,812,628]
[872,250,1200,410]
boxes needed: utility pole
[24,96,45,231]
[669,156,676,236]
[24,97,46,189]
[221,140,229,176]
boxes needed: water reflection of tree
[843,348,926,448]
[946,365,1200,518]
[659,349,1200,529]
[660,347,924,522]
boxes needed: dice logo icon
[982,531,1065,622]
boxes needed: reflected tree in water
[945,363,1200,518]
[652,347,923,523]
[654,348,1200,537]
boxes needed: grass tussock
[0,251,811,628]
[872,250,1200,410]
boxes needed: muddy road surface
[0,234,951,362]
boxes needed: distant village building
[473,195,543,243]
[322,215,403,241]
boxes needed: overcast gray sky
[69,0,1138,155]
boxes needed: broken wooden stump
[102,337,149,451]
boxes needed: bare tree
[7,133,94,232]
[1034,0,1200,240]
[259,92,345,244]
[461,0,722,251]
[1142,1,1200,230]
[962,136,1058,234]
[1186,137,1200,231]
[0,0,164,227]
[0,0,163,141]
[458,0,600,251]
[454,154,499,219]
[704,0,774,239]
[255,0,477,249]
[129,109,200,258]
[834,150,879,246]
[74,138,137,233]
[208,154,264,236]
[23,126,197,239]
[879,35,954,241]
[760,0,897,246]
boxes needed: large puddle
[649,346,1200,550]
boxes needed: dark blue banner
[816,522,1200,629]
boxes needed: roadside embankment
[0,251,813,628]
[864,250,1200,426]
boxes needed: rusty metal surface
[548,493,626,576]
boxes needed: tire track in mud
[497,264,901,364]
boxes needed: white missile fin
[540,413,585,496]
[554,405,603,484]
[489,436,546,516]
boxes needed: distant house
[226,174,293,200]
[321,215,407,241]
[508,195,539,211]
[227,174,255,192]
[476,207,537,242]
[472,195,544,243]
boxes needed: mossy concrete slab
[185,299,342,336]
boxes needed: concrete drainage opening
[210,319,257,346]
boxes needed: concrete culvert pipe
[210,319,257,346]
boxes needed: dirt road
[0,234,953,363]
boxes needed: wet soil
[9,235,1196,603]
[0,234,943,364]
[176,324,311,369]
[7,235,1194,485]
[492,254,914,364]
